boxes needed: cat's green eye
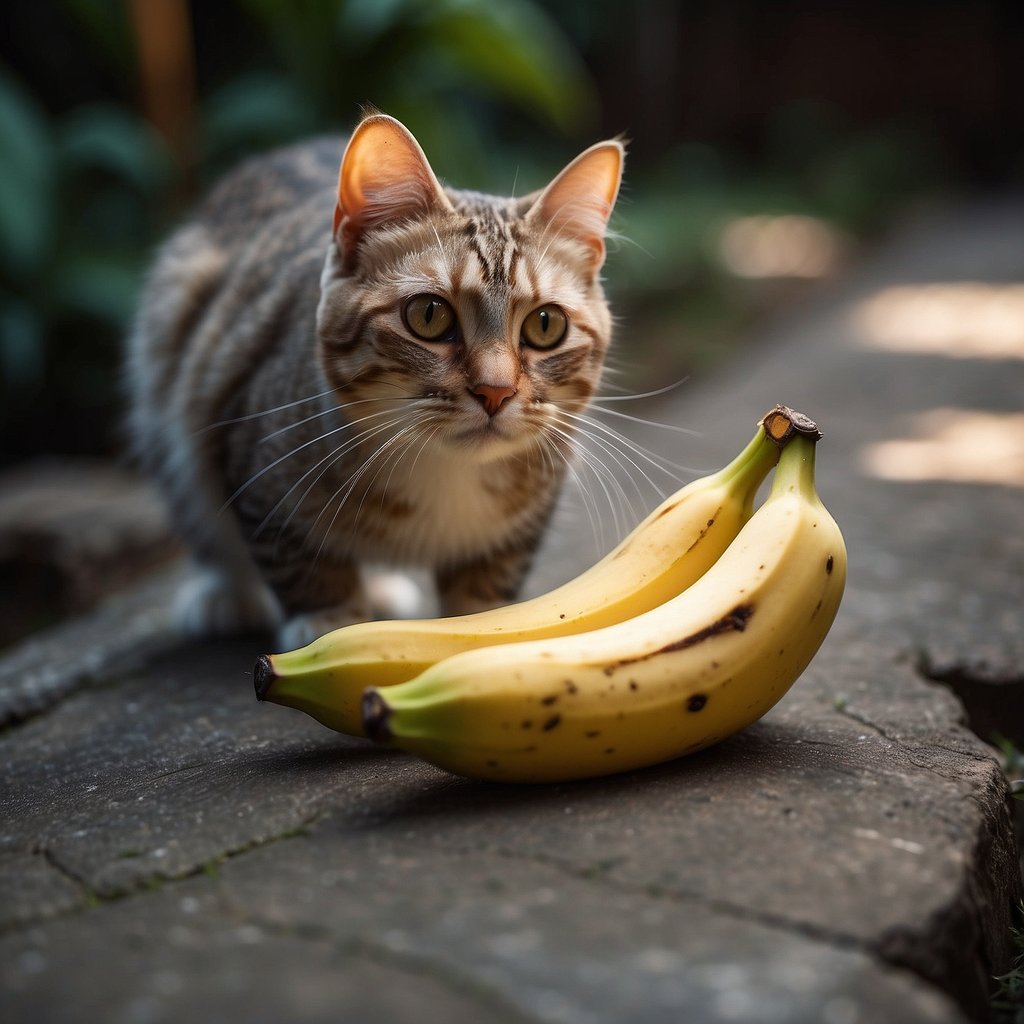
[521,305,568,350]
[404,294,457,342]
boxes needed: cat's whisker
[550,411,665,507]
[589,376,691,404]
[403,417,446,483]
[309,420,425,568]
[356,415,443,535]
[196,386,337,434]
[588,403,700,439]
[218,418,358,514]
[537,211,582,266]
[428,222,448,265]
[225,404,412,517]
[551,408,671,490]
[311,417,425,537]
[255,413,411,542]
[542,420,635,543]
[284,399,440,548]
[536,432,607,558]
[258,399,407,445]
[564,433,633,552]
[555,407,696,482]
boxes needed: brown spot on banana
[682,509,722,554]
[605,604,754,674]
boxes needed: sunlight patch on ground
[856,283,1024,359]
[717,214,844,279]
[860,409,1024,487]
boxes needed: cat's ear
[525,140,624,275]
[334,114,452,271]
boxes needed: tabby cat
[126,112,624,650]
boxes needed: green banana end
[362,689,393,743]
[254,655,276,701]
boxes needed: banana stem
[715,404,818,510]
[769,433,820,503]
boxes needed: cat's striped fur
[127,114,623,649]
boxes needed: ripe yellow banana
[256,407,799,736]
[361,425,846,782]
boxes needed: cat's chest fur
[352,446,538,566]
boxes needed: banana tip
[362,689,393,743]
[253,655,277,701]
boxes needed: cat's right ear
[524,139,625,278]
[333,114,452,273]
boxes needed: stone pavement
[2,201,1023,1024]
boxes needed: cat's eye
[403,294,457,342]
[521,305,568,350]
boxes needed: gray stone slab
[0,632,1009,1022]
[0,458,181,645]
[1,844,964,1024]
[0,567,184,728]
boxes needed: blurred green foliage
[200,0,598,182]
[0,0,600,463]
[0,63,172,462]
[0,0,950,464]
[609,101,945,382]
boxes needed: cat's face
[316,115,623,464]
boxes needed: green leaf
[0,297,45,387]
[57,104,172,197]
[0,69,55,277]
[51,253,142,327]
[423,1,597,132]
[201,73,320,171]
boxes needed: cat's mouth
[445,415,533,457]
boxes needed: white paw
[277,604,371,651]
[364,570,426,619]
[174,568,281,637]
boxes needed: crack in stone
[488,841,869,950]
[915,649,1024,750]
[230,915,545,1024]
[473,823,1009,1023]
[2,815,324,935]
[833,705,898,743]
[38,846,100,909]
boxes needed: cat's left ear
[334,114,452,272]
[525,139,625,276]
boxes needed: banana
[255,406,800,736]
[361,423,846,783]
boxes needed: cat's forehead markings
[452,211,522,296]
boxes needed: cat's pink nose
[470,383,517,416]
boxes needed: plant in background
[0,67,173,462]
[204,0,597,182]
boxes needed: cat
[126,112,624,650]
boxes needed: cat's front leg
[271,558,374,651]
[174,562,282,637]
[436,541,536,617]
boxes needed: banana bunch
[254,408,789,736]
[256,405,847,783]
